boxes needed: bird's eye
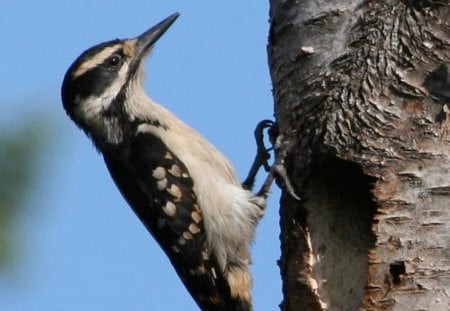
[106,54,122,69]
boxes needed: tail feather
[174,257,253,311]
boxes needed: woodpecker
[61,13,270,311]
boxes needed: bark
[267,1,450,310]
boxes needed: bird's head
[61,13,179,144]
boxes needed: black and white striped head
[61,13,179,144]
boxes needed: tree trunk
[267,1,450,310]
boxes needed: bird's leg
[243,120,300,201]
[256,134,300,201]
[241,120,274,190]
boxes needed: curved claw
[242,120,276,190]
[254,120,274,172]
[256,134,301,201]
[243,121,300,200]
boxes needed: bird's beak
[134,12,180,62]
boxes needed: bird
[61,12,271,311]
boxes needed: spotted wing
[104,131,240,311]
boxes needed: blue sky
[0,2,281,310]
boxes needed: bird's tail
[175,256,253,311]
[196,264,254,311]
[223,263,254,311]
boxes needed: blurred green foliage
[0,120,48,270]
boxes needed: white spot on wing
[166,184,182,200]
[168,164,182,177]
[152,167,166,179]
[163,201,176,217]
[157,178,168,190]
[164,152,173,160]
[188,223,200,234]
[191,210,202,223]
[182,231,193,240]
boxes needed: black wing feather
[103,130,241,311]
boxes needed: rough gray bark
[268,1,449,310]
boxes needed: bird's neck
[85,83,171,152]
